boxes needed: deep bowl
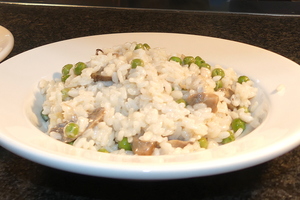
[0,33,299,180]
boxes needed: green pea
[214,80,223,91]
[222,131,235,144]
[198,62,211,70]
[238,75,250,84]
[62,64,73,76]
[134,43,144,50]
[169,56,182,65]
[183,56,195,66]
[64,122,80,139]
[176,98,187,106]
[212,68,225,79]
[61,74,70,83]
[98,148,109,153]
[143,43,151,50]
[131,59,144,69]
[195,59,204,66]
[231,118,246,132]
[134,43,151,50]
[199,137,208,149]
[195,56,203,62]
[40,109,49,122]
[61,88,71,101]
[118,137,132,151]
[239,106,250,113]
[74,62,87,75]
[194,56,204,66]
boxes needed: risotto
[39,42,258,156]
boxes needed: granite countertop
[0,3,300,199]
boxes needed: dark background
[1,0,300,14]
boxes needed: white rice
[39,42,258,155]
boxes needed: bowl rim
[0,32,300,180]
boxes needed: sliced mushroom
[186,92,219,113]
[218,88,235,110]
[131,136,157,156]
[49,122,75,143]
[49,122,67,135]
[167,140,193,148]
[86,107,105,130]
[95,49,103,55]
[50,107,105,143]
[91,70,112,82]
[96,49,119,56]
[218,88,234,99]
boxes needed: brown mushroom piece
[186,92,219,113]
[218,88,235,110]
[86,107,105,130]
[49,122,67,135]
[50,107,105,143]
[167,140,193,148]
[218,88,234,99]
[95,49,103,55]
[49,122,74,143]
[131,136,157,156]
[91,70,112,82]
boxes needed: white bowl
[0,33,299,180]
[0,25,14,62]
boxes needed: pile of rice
[39,42,257,156]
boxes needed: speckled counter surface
[0,3,300,200]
